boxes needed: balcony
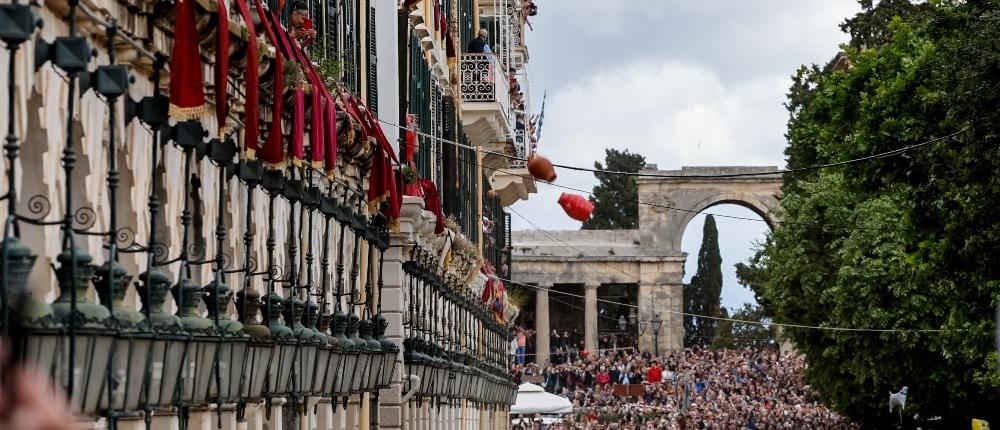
[489,129,536,207]
[460,54,513,152]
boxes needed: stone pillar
[534,282,551,364]
[637,283,684,354]
[316,400,334,430]
[583,281,600,355]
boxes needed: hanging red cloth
[253,2,285,167]
[404,113,418,162]
[215,0,230,136]
[558,192,594,222]
[308,77,324,169]
[169,0,206,120]
[324,96,337,176]
[270,12,306,166]
[232,0,259,157]
[367,144,399,226]
[418,178,445,234]
[480,262,507,322]
[291,86,305,164]
[285,30,330,170]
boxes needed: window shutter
[367,5,378,114]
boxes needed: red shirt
[596,372,611,385]
[647,366,663,383]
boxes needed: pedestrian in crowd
[288,0,316,47]
[466,28,489,53]
[509,346,856,429]
[517,327,528,365]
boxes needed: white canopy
[510,383,574,415]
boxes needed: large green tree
[683,215,723,347]
[581,149,645,230]
[744,1,1000,427]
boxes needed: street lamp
[617,315,627,332]
[651,313,663,356]
[51,246,115,416]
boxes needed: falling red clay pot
[558,192,594,222]
[527,154,557,182]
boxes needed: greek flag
[535,91,546,142]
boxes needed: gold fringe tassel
[169,103,207,121]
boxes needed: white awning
[510,383,574,415]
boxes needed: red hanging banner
[215,0,230,136]
[168,0,206,119]
[253,1,285,167]
[232,0,259,157]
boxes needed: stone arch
[667,190,779,252]
[636,166,783,255]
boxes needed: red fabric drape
[270,12,305,166]
[418,178,445,234]
[367,143,399,224]
[215,0,230,135]
[404,113,417,162]
[324,96,337,175]
[169,0,206,119]
[309,78,324,168]
[291,87,305,164]
[284,30,331,170]
[253,1,285,167]
[233,0,259,157]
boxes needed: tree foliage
[710,303,776,350]
[744,1,1000,427]
[683,215,723,347]
[581,149,645,230]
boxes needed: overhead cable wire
[505,207,956,334]
[377,118,969,179]
[501,278,957,333]
[459,153,921,232]
[379,119,951,232]
[508,207,645,283]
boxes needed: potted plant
[402,166,423,197]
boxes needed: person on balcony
[289,0,316,47]
[467,28,490,54]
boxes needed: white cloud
[509,1,861,306]
[513,60,787,228]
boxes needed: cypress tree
[683,215,723,346]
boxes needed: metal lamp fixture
[305,301,331,397]
[51,246,115,416]
[373,313,398,389]
[205,280,249,404]
[331,310,356,396]
[359,317,384,391]
[263,292,297,397]
[96,261,152,416]
[5,237,61,388]
[174,278,220,407]
[235,289,273,403]
[136,270,188,412]
[346,312,371,393]
[283,295,320,399]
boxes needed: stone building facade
[0,0,538,428]
[512,166,782,359]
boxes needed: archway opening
[680,203,770,316]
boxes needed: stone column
[584,281,600,355]
[534,282,551,364]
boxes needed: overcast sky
[508,1,861,310]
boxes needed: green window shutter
[366,5,378,114]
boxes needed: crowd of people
[510,346,856,429]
